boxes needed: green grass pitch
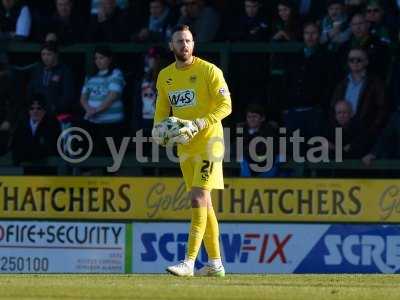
[0,274,399,300]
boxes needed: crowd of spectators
[1,0,400,176]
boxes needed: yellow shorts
[179,153,224,192]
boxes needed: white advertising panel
[0,222,125,273]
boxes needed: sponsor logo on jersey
[219,87,229,96]
[168,89,196,107]
[166,78,173,85]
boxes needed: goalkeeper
[152,24,232,277]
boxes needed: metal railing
[0,154,399,178]
[1,41,305,74]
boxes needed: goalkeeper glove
[151,124,167,146]
[177,118,206,139]
[151,121,192,146]
[168,133,191,145]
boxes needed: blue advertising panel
[296,225,400,273]
[132,223,400,274]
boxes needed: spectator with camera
[320,0,351,51]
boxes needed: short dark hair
[150,0,165,4]
[348,46,368,58]
[170,24,191,40]
[29,93,47,110]
[277,0,295,9]
[303,21,319,31]
[351,13,366,22]
[41,42,59,54]
[94,45,113,58]
[327,0,344,7]
[91,45,116,77]
[246,103,265,115]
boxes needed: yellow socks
[203,207,221,260]
[187,207,208,261]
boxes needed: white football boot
[166,261,194,277]
[195,264,225,277]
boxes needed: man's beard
[173,48,192,62]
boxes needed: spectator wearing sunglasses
[338,13,391,79]
[11,94,61,165]
[331,47,389,139]
[177,0,220,42]
[133,46,169,132]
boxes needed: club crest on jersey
[168,89,196,107]
[189,75,197,83]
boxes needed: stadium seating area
[1,0,400,177]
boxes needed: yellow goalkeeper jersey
[154,57,232,156]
